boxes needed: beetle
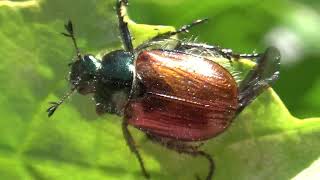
[47,0,280,179]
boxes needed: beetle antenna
[47,87,76,117]
[61,20,83,60]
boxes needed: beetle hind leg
[122,118,150,179]
[237,47,280,114]
[193,151,214,180]
[147,134,214,180]
[176,42,262,61]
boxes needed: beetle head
[69,55,101,95]
[47,20,103,117]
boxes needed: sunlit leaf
[0,0,319,180]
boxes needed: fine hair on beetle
[47,0,280,180]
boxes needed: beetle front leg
[116,0,134,52]
[237,47,280,114]
[122,118,150,179]
[147,135,214,180]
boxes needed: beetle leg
[237,47,280,114]
[177,42,262,61]
[176,42,234,60]
[152,19,208,41]
[222,50,261,60]
[147,134,214,180]
[166,19,208,36]
[116,0,134,52]
[237,53,261,59]
[135,20,207,51]
[122,118,150,179]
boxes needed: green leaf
[0,0,319,180]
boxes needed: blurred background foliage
[0,0,319,179]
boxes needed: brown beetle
[47,0,280,179]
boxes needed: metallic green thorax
[99,50,134,88]
[94,50,134,115]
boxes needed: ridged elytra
[47,0,280,179]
